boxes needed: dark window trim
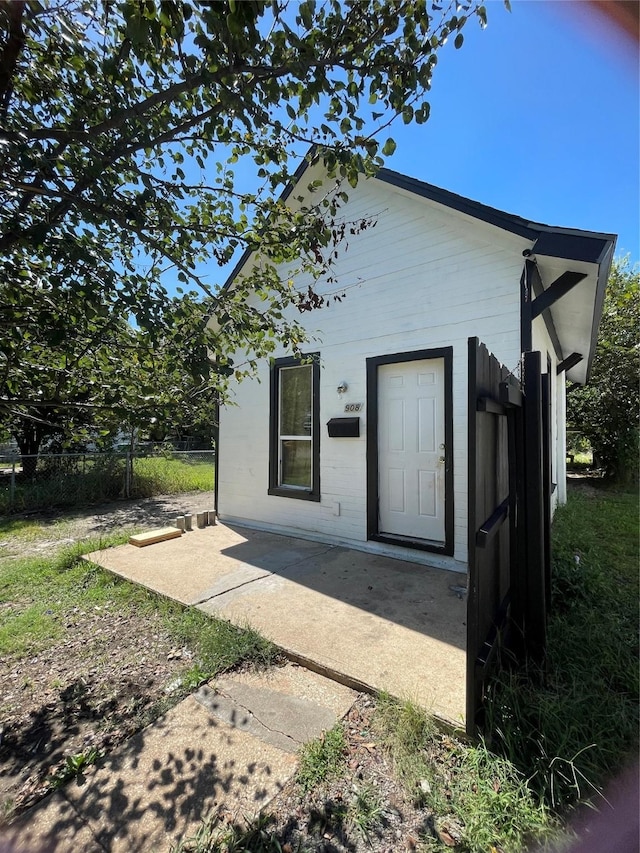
[366,347,454,557]
[268,353,320,502]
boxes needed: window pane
[280,365,312,437]
[280,440,311,488]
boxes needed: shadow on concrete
[82,520,467,721]
[217,524,466,653]
[5,695,292,853]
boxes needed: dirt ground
[0,493,210,821]
[1,493,461,851]
[0,490,212,559]
[264,695,461,853]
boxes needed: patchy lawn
[0,536,277,823]
[2,482,637,852]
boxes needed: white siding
[219,176,526,568]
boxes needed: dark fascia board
[531,230,613,265]
[221,156,617,328]
[585,237,616,381]
[375,169,540,240]
[377,169,618,266]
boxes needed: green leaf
[382,138,397,157]
[454,33,464,49]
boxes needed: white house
[215,156,615,573]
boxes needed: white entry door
[378,358,446,543]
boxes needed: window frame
[268,353,320,501]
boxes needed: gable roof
[222,153,616,383]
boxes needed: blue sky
[183,0,639,295]
[364,0,639,262]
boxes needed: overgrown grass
[0,454,213,513]
[374,695,557,852]
[486,485,639,813]
[0,538,276,681]
[132,456,213,497]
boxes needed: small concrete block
[129,527,182,547]
[196,511,207,529]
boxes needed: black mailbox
[327,417,360,438]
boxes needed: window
[269,354,320,501]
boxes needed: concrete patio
[85,523,467,726]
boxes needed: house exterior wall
[218,176,527,569]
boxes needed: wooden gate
[467,338,550,734]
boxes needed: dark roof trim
[221,155,617,317]
[585,237,616,380]
[531,231,610,265]
[375,169,539,240]
[377,168,617,262]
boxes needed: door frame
[366,346,454,556]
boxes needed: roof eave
[585,236,617,381]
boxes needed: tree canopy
[0,0,495,456]
[567,258,639,482]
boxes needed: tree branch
[0,0,26,120]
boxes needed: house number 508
[344,403,363,413]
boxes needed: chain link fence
[0,449,215,514]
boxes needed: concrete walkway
[4,664,356,852]
[84,523,467,725]
[4,523,467,852]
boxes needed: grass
[132,456,213,498]
[373,695,557,852]
[347,782,385,841]
[296,724,347,794]
[4,482,636,850]
[172,813,284,853]
[0,454,213,513]
[0,516,75,541]
[486,485,639,813]
[0,536,277,679]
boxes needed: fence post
[523,350,547,664]
[10,460,16,509]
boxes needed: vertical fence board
[467,338,549,733]
[541,371,553,610]
[467,338,514,733]
[523,351,547,663]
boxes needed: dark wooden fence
[467,337,550,734]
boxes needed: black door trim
[366,347,454,556]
